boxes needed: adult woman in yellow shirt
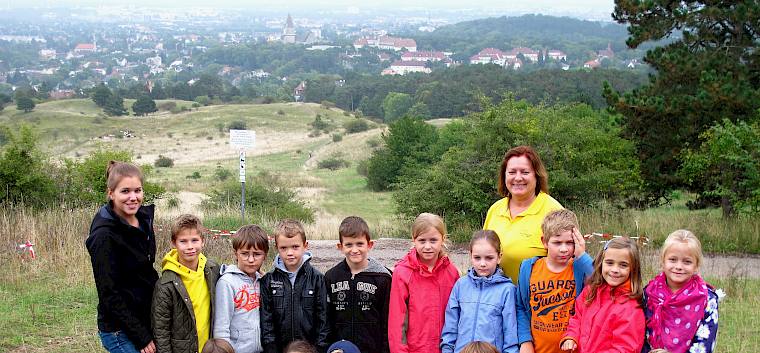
[483,146,563,283]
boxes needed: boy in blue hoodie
[214,224,270,353]
[515,209,593,353]
[260,219,330,353]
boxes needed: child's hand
[560,339,577,351]
[520,341,535,353]
[572,228,586,258]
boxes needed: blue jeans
[98,331,140,353]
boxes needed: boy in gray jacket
[214,225,270,353]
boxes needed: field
[1,99,759,352]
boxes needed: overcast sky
[5,0,615,12]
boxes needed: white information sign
[239,150,246,183]
[229,129,256,149]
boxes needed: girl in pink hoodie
[388,213,460,353]
[560,237,645,353]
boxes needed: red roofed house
[508,47,540,62]
[383,60,431,75]
[353,38,369,50]
[597,42,615,59]
[74,43,96,54]
[584,59,601,69]
[546,50,567,61]
[401,51,446,62]
[354,36,417,52]
[469,48,506,66]
[294,81,306,102]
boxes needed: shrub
[0,126,56,206]
[158,101,177,111]
[277,109,285,115]
[214,167,232,181]
[318,156,350,170]
[166,194,180,209]
[192,102,201,108]
[311,115,329,131]
[332,133,343,142]
[203,172,314,222]
[186,171,201,179]
[194,95,211,106]
[321,100,336,109]
[356,159,370,177]
[154,155,174,168]
[228,120,247,130]
[344,119,370,133]
[366,137,381,148]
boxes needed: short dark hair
[232,224,269,254]
[273,219,307,245]
[497,145,549,198]
[201,338,234,353]
[339,216,371,243]
[171,214,203,242]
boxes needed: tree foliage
[0,126,56,205]
[104,94,127,116]
[604,0,760,207]
[132,95,158,116]
[391,97,641,229]
[91,83,112,108]
[382,92,414,122]
[15,96,35,112]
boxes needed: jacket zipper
[472,279,482,341]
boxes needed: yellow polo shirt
[483,192,563,283]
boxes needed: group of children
[154,210,719,353]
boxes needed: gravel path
[307,238,760,279]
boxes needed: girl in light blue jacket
[441,230,518,353]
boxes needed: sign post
[229,129,256,223]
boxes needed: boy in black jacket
[324,216,392,353]
[261,219,330,353]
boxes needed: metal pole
[241,180,245,223]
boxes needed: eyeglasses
[237,251,266,260]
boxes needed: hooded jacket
[441,267,518,353]
[388,249,460,353]
[516,253,594,345]
[562,283,645,353]
[260,253,330,353]
[324,258,393,353]
[152,250,220,353]
[86,203,158,350]
[214,264,264,353]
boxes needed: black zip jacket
[260,256,330,353]
[86,203,158,349]
[324,258,392,353]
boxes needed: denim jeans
[98,331,140,353]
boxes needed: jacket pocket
[270,287,285,309]
[171,338,192,353]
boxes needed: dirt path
[306,238,760,279]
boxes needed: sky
[5,0,615,13]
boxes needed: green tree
[382,92,414,122]
[104,95,127,116]
[132,95,158,116]
[407,102,432,119]
[0,126,56,205]
[680,119,760,217]
[91,83,112,108]
[15,96,35,112]
[604,1,760,205]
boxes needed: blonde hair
[661,229,703,269]
[585,237,643,305]
[649,349,671,353]
[459,341,499,353]
[411,213,448,254]
[201,339,234,353]
[273,219,306,245]
[540,209,578,243]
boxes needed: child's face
[173,228,204,268]
[108,175,143,219]
[337,235,373,268]
[602,248,631,288]
[414,227,444,265]
[662,242,698,292]
[543,230,575,267]
[235,245,267,277]
[277,235,308,271]
[470,239,501,277]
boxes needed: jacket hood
[161,248,207,281]
[466,266,511,285]
[362,258,392,276]
[274,251,313,274]
[396,248,451,277]
[90,203,155,234]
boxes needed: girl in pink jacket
[560,237,645,353]
[388,213,460,353]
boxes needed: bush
[366,137,381,148]
[202,172,314,222]
[321,100,336,109]
[214,167,233,181]
[332,133,343,142]
[228,120,247,130]
[154,155,174,168]
[192,102,201,108]
[0,126,56,206]
[344,119,370,134]
[186,171,201,179]
[194,95,211,106]
[318,156,350,170]
[356,159,370,177]
[277,109,285,115]
[158,101,177,111]
[310,115,329,131]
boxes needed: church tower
[282,14,296,44]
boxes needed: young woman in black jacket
[86,161,158,353]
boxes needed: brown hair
[273,219,306,245]
[339,216,371,243]
[459,341,499,353]
[497,145,549,198]
[585,237,643,305]
[661,229,703,269]
[411,213,448,255]
[233,224,270,254]
[284,340,317,353]
[469,230,501,253]
[170,214,204,242]
[540,209,578,243]
[201,339,234,353]
[105,160,143,195]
